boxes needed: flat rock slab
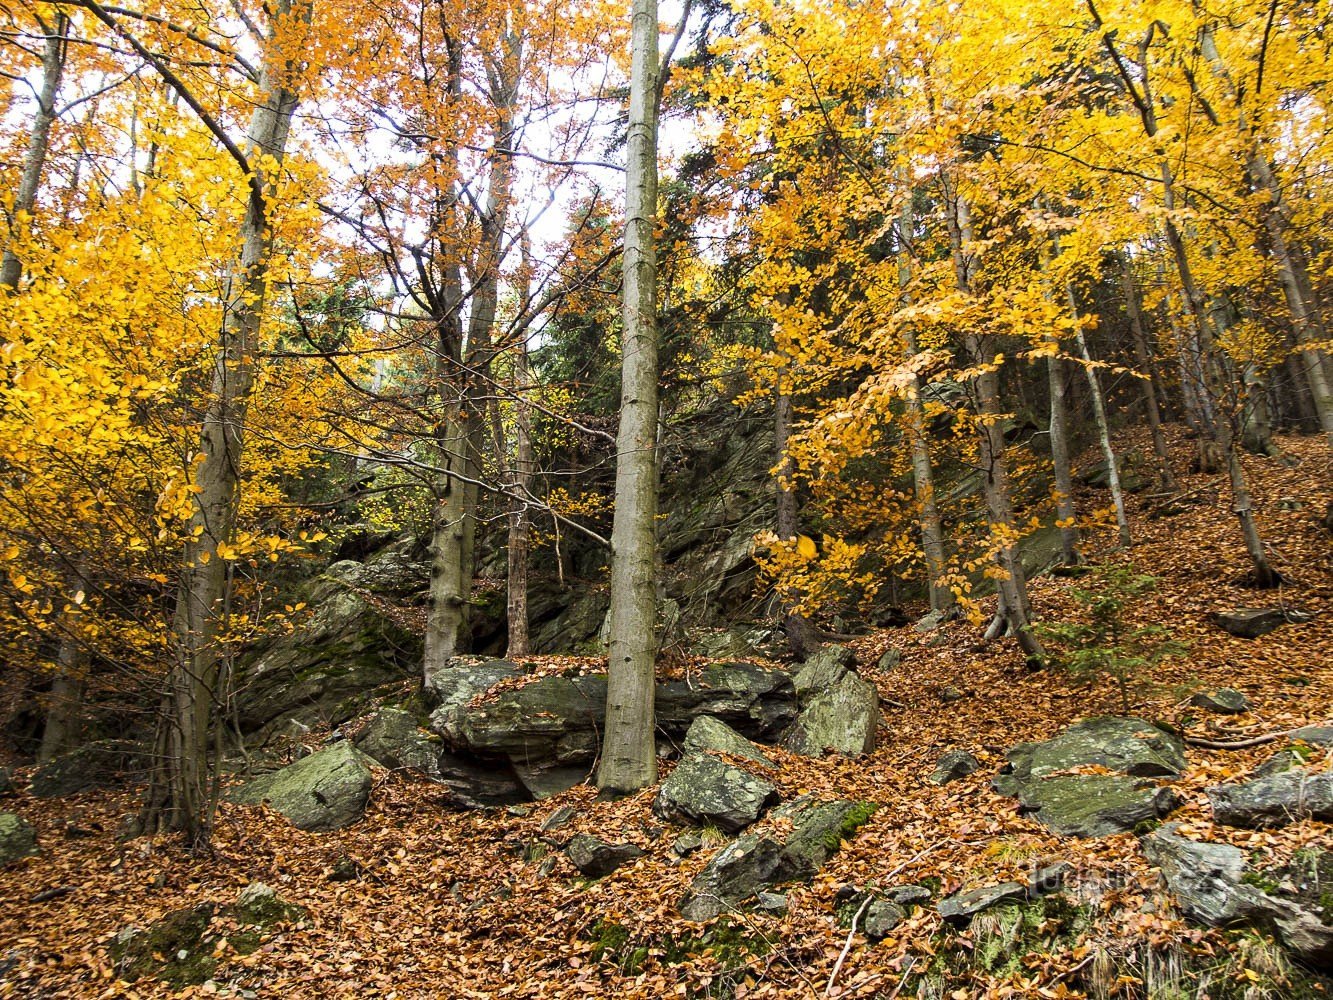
[1210,607,1313,639]
[566,834,643,878]
[654,754,778,833]
[1207,768,1333,828]
[228,742,374,831]
[355,707,442,777]
[1190,688,1250,714]
[938,882,1028,924]
[682,716,774,767]
[995,718,1185,838]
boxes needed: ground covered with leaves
[1,432,1330,999]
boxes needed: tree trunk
[1047,350,1080,565]
[1066,281,1131,546]
[1,12,66,292]
[598,0,661,795]
[141,0,310,845]
[1121,257,1175,489]
[38,570,85,765]
[423,403,471,694]
[944,186,1043,661]
[506,334,534,657]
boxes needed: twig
[30,886,75,903]
[826,894,873,996]
[886,957,917,1000]
[1184,723,1326,750]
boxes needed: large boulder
[994,718,1185,837]
[791,645,856,698]
[235,549,425,734]
[680,797,876,919]
[1207,768,1333,828]
[784,671,879,757]
[654,755,778,833]
[228,742,375,831]
[28,741,142,798]
[1143,825,1332,967]
[0,813,37,865]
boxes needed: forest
[0,0,1330,996]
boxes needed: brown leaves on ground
[0,430,1329,999]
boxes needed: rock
[1143,825,1333,967]
[929,749,980,786]
[28,742,141,798]
[680,797,875,919]
[681,716,774,767]
[791,645,855,698]
[1189,688,1249,714]
[1207,768,1333,828]
[1029,862,1072,896]
[784,671,879,757]
[435,750,529,809]
[1210,607,1313,639]
[863,900,906,939]
[994,718,1185,837]
[1291,726,1333,747]
[754,891,789,916]
[227,742,374,831]
[876,649,902,671]
[0,813,38,865]
[0,767,13,797]
[234,883,305,926]
[938,882,1028,924]
[654,754,778,833]
[672,831,704,857]
[888,884,932,907]
[512,762,590,800]
[566,834,644,878]
[913,609,947,633]
[539,805,578,833]
[937,686,965,703]
[354,707,442,777]
[234,547,425,734]
[426,658,525,741]
[656,662,798,739]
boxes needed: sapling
[1030,564,1186,713]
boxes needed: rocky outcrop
[994,718,1185,837]
[1210,607,1313,639]
[681,716,774,767]
[653,755,778,833]
[938,882,1029,924]
[791,645,856,698]
[0,813,37,865]
[228,742,375,831]
[355,707,442,777]
[680,798,876,920]
[428,660,796,800]
[1143,825,1332,967]
[28,741,142,798]
[1207,768,1333,828]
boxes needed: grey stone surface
[937,882,1028,923]
[0,813,37,865]
[654,754,778,833]
[791,645,855,698]
[876,649,902,672]
[929,750,980,786]
[785,671,879,757]
[682,716,774,768]
[1207,768,1333,828]
[228,742,375,831]
[1189,688,1250,714]
[566,834,643,878]
[354,707,442,777]
[863,900,906,939]
[1210,607,1313,639]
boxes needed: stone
[994,718,1185,838]
[28,742,140,798]
[354,707,442,777]
[539,805,578,833]
[876,649,902,671]
[566,834,644,878]
[888,884,932,907]
[1189,688,1250,714]
[1029,862,1072,897]
[791,645,855,698]
[929,749,980,786]
[0,813,38,865]
[111,904,216,986]
[1207,768,1333,829]
[233,883,305,926]
[785,671,879,757]
[1210,607,1313,639]
[937,686,965,703]
[938,882,1028,924]
[0,767,13,797]
[672,831,704,857]
[227,742,374,831]
[754,891,789,916]
[913,609,947,633]
[863,900,906,939]
[1291,726,1333,747]
[657,662,799,740]
[654,754,778,833]
[680,797,875,919]
[682,716,774,767]
[1143,825,1333,967]
[426,658,526,742]
[435,750,529,809]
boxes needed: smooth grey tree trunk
[1046,348,1080,565]
[506,333,534,657]
[598,0,661,794]
[142,0,310,844]
[1,12,66,291]
[1121,258,1175,489]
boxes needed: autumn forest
[0,0,1330,997]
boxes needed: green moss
[822,801,877,850]
[110,905,217,987]
[1241,870,1281,895]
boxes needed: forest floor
[1,428,1330,1000]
